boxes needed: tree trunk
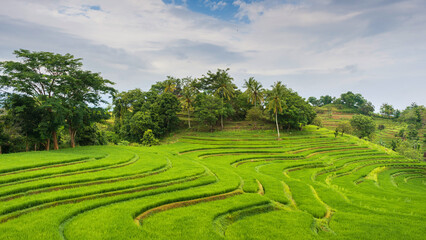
[52,131,59,150]
[0,145,2,154]
[221,98,224,130]
[46,139,50,151]
[275,111,280,140]
[188,108,191,128]
[34,143,37,151]
[25,133,29,152]
[221,114,223,130]
[69,127,76,148]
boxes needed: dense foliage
[0,49,114,152]
[112,89,180,142]
[350,115,376,139]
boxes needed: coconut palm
[180,78,197,128]
[243,77,264,107]
[212,70,235,130]
[267,81,285,139]
[163,77,178,94]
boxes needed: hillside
[316,105,426,155]
[0,126,425,239]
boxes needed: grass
[0,125,425,239]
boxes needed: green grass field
[0,126,425,239]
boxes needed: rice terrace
[1,1,426,239]
[0,126,425,239]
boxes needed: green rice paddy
[0,126,425,239]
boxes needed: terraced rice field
[0,126,425,239]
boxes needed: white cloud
[204,0,227,11]
[0,0,425,109]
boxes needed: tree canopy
[0,49,115,151]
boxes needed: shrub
[312,117,323,128]
[118,140,130,146]
[246,107,264,128]
[141,129,159,147]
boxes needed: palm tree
[180,78,197,128]
[243,77,264,107]
[212,70,235,130]
[163,77,178,94]
[267,81,285,139]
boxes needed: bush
[312,117,323,128]
[118,140,130,146]
[395,141,422,160]
[246,107,264,128]
[378,124,385,130]
[141,129,159,147]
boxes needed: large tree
[0,49,114,150]
[350,115,376,139]
[61,70,115,148]
[194,93,221,131]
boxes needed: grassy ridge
[0,126,425,239]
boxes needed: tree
[399,103,424,129]
[308,96,320,107]
[267,82,285,139]
[243,77,264,107]
[200,69,235,130]
[61,70,115,148]
[151,92,181,134]
[337,121,352,136]
[338,91,367,110]
[276,89,316,131]
[180,77,197,128]
[194,93,221,131]
[380,103,395,118]
[319,95,334,106]
[0,49,114,150]
[359,101,375,116]
[0,121,9,154]
[2,94,42,151]
[350,115,375,139]
[112,89,180,142]
[163,76,181,94]
[229,90,251,121]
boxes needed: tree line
[112,68,316,143]
[0,50,316,153]
[2,50,422,158]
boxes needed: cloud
[0,0,425,109]
[204,0,227,11]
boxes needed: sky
[0,0,425,110]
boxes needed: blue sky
[0,0,425,110]
[162,0,253,22]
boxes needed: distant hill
[315,104,425,158]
